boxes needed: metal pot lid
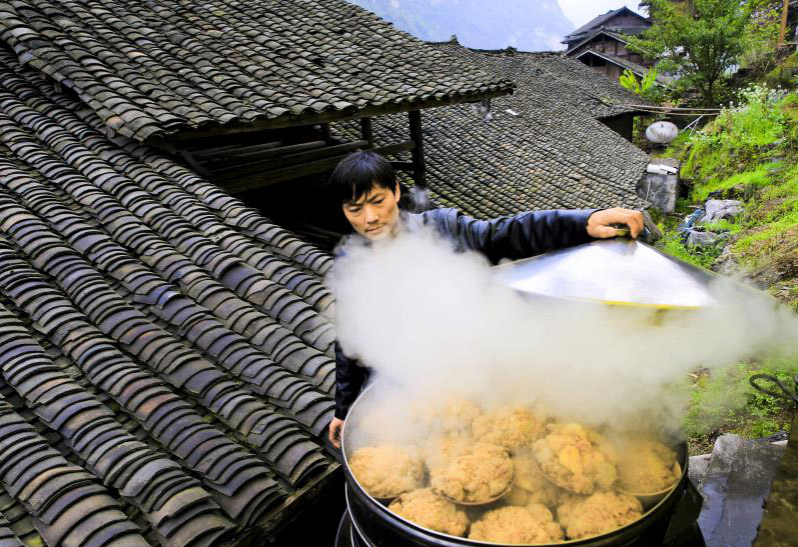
[493,238,720,309]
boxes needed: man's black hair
[326,150,397,204]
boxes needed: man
[326,150,644,448]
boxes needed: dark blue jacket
[334,207,596,419]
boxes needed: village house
[563,6,671,86]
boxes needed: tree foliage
[628,0,761,106]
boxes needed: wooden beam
[227,140,327,160]
[191,140,283,159]
[148,88,513,145]
[234,465,342,546]
[177,149,214,177]
[215,139,416,194]
[221,154,355,194]
[408,110,426,189]
[198,140,329,170]
[213,140,369,180]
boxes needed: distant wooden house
[563,7,671,87]
[567,29,650,74]
[562,7,652,50]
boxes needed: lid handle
[611,224,651,243]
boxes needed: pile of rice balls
[348,401,681,544]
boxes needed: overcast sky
[559,1,647,29]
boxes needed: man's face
[342,183,401,240]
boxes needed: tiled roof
[334,44,649,219]
[0,0,513,142]
[0,48,340,544]
[441,47,648,119]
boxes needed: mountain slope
[347,0,573,51]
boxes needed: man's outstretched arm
[427,207,644,263]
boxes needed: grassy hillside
[663,85,798,304]
[655,85,798,453]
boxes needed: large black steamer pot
[341,386,703,547]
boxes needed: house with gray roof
[0,0,514,544]
[562,6,651,48]
[561,6,671,87]
[0,0,513,195]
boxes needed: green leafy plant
[619,67,659,95]
[684,357,797,448]
[619,69,639,93]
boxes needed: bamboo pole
[779,0,790,46]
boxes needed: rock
[697,435,785,547]
[638,159,680,214]
[686,229,728,248]
[700,199,743,224]
[707,190,724,200]
[680,208,706,231]
[712,246,741,276]
[689,454,711,487]
[724,184,755,201]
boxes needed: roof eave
[565,29,630,55]
[563,7,651,42]
[597,108,649,120]
[149,86,515,145]
[575,49,673,89]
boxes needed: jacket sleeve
[334,341,370,420]
[436,208,597,264]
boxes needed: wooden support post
[321,123,333,144]
[360,117,374,147]
[779,0,790,46]
[408,110,426,189]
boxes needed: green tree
[629,0,758,106]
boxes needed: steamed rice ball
[430,442,513,503]
[388,488,469,536]
[350,444,424,498]
[469,505,563,544]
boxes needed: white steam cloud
[330,228,798,436]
